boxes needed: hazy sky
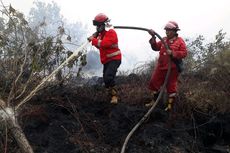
[2,0,230,71]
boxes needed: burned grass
[1,71,230,153]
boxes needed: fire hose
[114,26,172,153]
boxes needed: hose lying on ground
[114,26,172,153]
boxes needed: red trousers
[148,67,179,96]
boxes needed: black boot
[145,91,159,107]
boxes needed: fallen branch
[0,106,34,153]
[16,41,89,110]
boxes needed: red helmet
[93,13,109,26]
[164,21,180,31]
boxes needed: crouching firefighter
[145,21,187,112]
[88,13,122,104]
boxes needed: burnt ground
[11,82,230,153]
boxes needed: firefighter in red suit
[145,21,187,111]
[88,13,121,104]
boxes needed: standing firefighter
[88,13,121,104]
[145,21,187,111]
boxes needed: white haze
[2,0,230,75]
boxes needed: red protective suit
[149,36,187,96]
[91,29,121,64]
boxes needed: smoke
[82,50,102,76]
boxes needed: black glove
[148,29,156,36]
[92,32,99,37]
[87,32,99,42]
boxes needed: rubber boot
[110,87,118,104]
[145,92,159,107]
[165,97,177,128]
[165,97,174,111]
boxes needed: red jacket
[149,36,187,70]
[91,29,121,64]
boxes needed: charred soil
[5,81,230,153]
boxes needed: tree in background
[28,0,102,77]
[184,30,230,73]
[180,30,230,114]
[0,1,90,152]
